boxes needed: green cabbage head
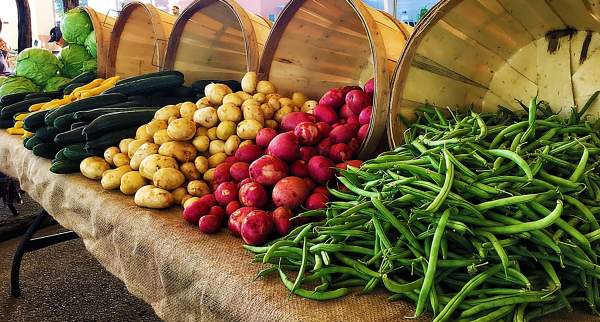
[0,76,7,86]
[59,44,93,78]
[0,76,40,98]
[84,31,97,58]
[81,59,97,74]
[15,48,62,86]
[61,8,93,45]
[44,76,72,92]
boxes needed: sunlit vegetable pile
[247,95,600,321]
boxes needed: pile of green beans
[246,95,600,321]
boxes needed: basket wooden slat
[108,2,175,77]
[82,7,115,78]
[389,0,600,148]
[163,0,272,84]
[258,0,412,158]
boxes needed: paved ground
[0,204,162,322]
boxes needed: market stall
[82,7,115,78]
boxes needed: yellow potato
[112,153,131,167]
[253,93,266,104]
[207,127,218,140]
[171,187,188,205]
[134,185,174,209]
[183,196,199,208]
[192,135,210,152]
[194,156,209,174]
[260,103,275,120]
[274,105,293,123]
[154,105,180,121]
[242,105,265,125]
[209,140,226,155]
[257,80,276,94]
[127,139,147,158]
[242,98,260,109]
[153,168,185,191]
[101,165,132,190]
[236,119,263,140]
[195,97,210,108]
[224,135,241,155]
[217,103,242,122]
[216,121,237,140]
[241,72,257,94]
[179,102,197,119]
[168,115,177,124]
[120,171,146,195]
[292,92,308,107]
[223,93,242,106]
[139,154,179,180]
[193,106,219,128]
[208,152,227,168]
[145,119,168,137]
[104,146,120,166]
[239,140,255,148]
[80,156,110,180]
[119,138,135,154]
[180,162,201,181]
[236,91,252,102]
[130,142,160,170]
[158,141,197,163]
[135,125,153,142]
[279,97,294,107]
[203,168,215,183]
[207,84,233,105]
[167,118,196,141]
[187,180,210,197]
[302,100,318,114]
[195,127,209,137]
[266,93,281,101]
[153,129,173,145]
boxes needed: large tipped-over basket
[388,0,600,147]
[108,2,175,77]
[81,7,115,78]
[258,0,412,158]
[163,0,272,84]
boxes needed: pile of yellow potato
[80,72,315,209]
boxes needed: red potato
[319,88,345,109]
[241,210,274,245]
[359,106,372,125]
[255,128,278,148]
[225,156,240,163]
[339,104,356,118]
[294,122,320,145]
[229,162,250,182]
[342,85,363,96]
[235,144,264,163]
[272,207,294,236]
[345,90,370,114]
[281,112,315,132]
[330,124,356,143]
[305,192,329,210]
[313,186,329,197]
[358,124,369,143]
[272,176,310,209]
[308,156,335,184]
[198,215,222,234]
[314,104,339,125]
[303,177,316,191]
[348,138,359,154]
[226,200,242,216]
[207,205,226,224]
[249,155,289,186]
[336,160,363,170]
[214,182,239,206]
[228,206,258,236]
[267,132,299,162]
[238,177,254,188]
[213,162,233,184]
[290,160,309,178]
[331,122,343,128]
[315,122,331,138]
[317,137,333,156]
[329,143,353,163]
[239,182,268,207]
[299,146,317,162]
[364,78,374,97]
[182,194,216,225]
[346,115,360,128]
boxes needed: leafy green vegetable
[44,76,72,92]
[59,44,93,78]
[0,76,40,98]
[81,59,97,74]
[15,48,62,86]
[0,76,7,86]
[61,8,93,45]
[84,31,97,58]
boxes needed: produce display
[246,96,600,321]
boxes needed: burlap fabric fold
[0,132,593,322]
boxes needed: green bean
[263,240,297,263]
[476,231,509,276]
[474,193,551,212]
[569,146,589,182]
[579,90,599,116]
[487,149,533,179]
[480,200,562,234]
[564,195,600,230]
[371,197,421,252]
[278,269,349,300]
[309,243,374,256]
[426,150,454,212]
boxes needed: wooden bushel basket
[258,0,412,159]
[107,2,176,77]
[81,6,116,78]
[388,0,600,148]
[163,0,272,84]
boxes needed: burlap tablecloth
[0,131,594,322]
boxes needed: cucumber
[50,160,81,174]
[23,137,31,147]
[63,83,85,95]
[64,143,96,161]
[70,71,97,85]
[54,148,69,161]
[0,92,32,105]
[169,85,197,98]
[44,93,127,126]
[23,110,51,130]
[0,119,13,129]
[116,71,184,85]
[25,91,63,100]
[103,101,148,109]
[55,126,86,146]
[85,127,137,151]
[74,107,159,122]
[32,143,61,159]
[126,96,190,107]
[103,75,184,96]
[84,110,156,138]
[1,97,53,118]
[25,135,42,150]
[71,122,88,130]
[35,126,61,142]
[53,112,77,131]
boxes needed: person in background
[0,35,10,75]
[171,5,180,15]
[48,26,65,48]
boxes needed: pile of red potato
[182,80,374,245]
